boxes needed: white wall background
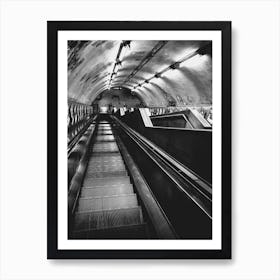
[0,0,279,279]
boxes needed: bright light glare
[160,67,172,77]
[174,48,197,62]
[100,106,109,113]
[180,54,209,70]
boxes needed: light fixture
[122,40,131,48]
[169,62,180,70]
[119,40,131,61]
[107,41,125,91]
[196,43,212,56]
[116,59,122,66]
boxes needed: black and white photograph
[67,39,213,240]
[48,21,231,259]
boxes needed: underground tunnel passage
[67,39,213,240]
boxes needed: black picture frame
[47,21,231,259]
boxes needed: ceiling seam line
[120,40,168,88]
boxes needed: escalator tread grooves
[71,121,147,239]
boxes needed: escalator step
[88,155,123,163]
[86,165,126,173]
[87,159,126,170]
[87,162,125,169]
[97,131,113,135]
[72,223,147,239]
[85,170,127,178]
[77,193,138,212]
[83,176,131,187]
[88,160,124,165]
[92,142,119,153]
[91,152,120,157]
[95,135,115,142]
[73,206,143,231]
[80,184,133,197]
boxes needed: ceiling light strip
[107,41,131,89]
[122,40,168,87]
[133,42,211,91]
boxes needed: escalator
[69,115,211,239]
[70,120,149,239]
[114,117,212,239]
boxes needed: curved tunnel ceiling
[68,40,212,107]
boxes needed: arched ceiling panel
[68,40,120,103]
[140,85,168,107]
[68,40,212,106]
[135,41,201,82]
[135,87,154,105]
[149,82,177,105]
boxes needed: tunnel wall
[96,88,142,109]
[118,110,212,183]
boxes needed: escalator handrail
[114,116,212,192]
[68,123,96,216]
[114,133,178,239]
[68,115,97,156]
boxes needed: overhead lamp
[122,40,131,48]
[169,62,180,70]
[154,73,161,78]
[138,84,141,87]
[196,43,212,56]
[119,41,131,61]
[145,80,149,84]
[116,59,122,66]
